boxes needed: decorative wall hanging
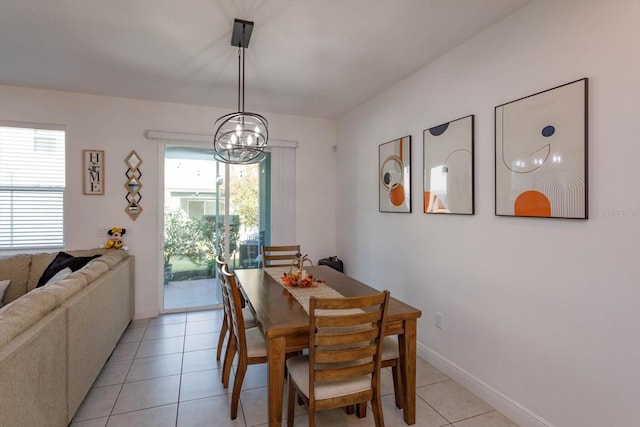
[83,150,104,195]
[495,78,588,219]
[423,115,474,215]
[379,136,411,213]
[124,150,142,220]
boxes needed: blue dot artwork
[542,125,555,137]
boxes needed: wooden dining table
[235,265,422,427]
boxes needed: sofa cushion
[96,251,128,269]
[0,288,56,348]
[44,267,72,285]
[36,252,100,288]
[40,273,89,307]
[0,254,31,304]
[76,260,109,282]
[0,279,9,308]
[27,249,106,291]
[67,249,108,257]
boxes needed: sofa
[0,249,134,427]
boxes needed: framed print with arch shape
[495,78,588,219]
[379,136,411,213]
[423,115,474,215]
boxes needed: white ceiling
[0,0,530,119]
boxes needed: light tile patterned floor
[70,310,519,427]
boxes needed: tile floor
[70,310,519,427]
[163,278,222,311]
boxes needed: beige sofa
[0,249,134,427]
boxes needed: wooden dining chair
[261,244,300,267]
[351,336,403,418]
[215,256,256,387]
[286,290,391,427]
[219,264,268,420]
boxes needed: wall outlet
[435,312,443,329]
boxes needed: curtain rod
[145,130,297,149]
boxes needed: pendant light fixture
[213,19,269,164]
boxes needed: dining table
[235,265,422,427]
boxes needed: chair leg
[356,403,367,418]
[287,376,296,427]
[391,364,403,409]
[371,389,385,427]
[345,405,355,415]
[222,339,236,388]
[230,359,247,420]
[309,407,316,427]
[216,316,228,361]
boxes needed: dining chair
[219,264,268,420]
[215,256,256,387]
[286,290,391,427]
[261,244,301,267]
[351,336,402,418]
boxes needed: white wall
[336,1,640,426]
[0,85,337,319]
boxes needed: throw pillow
[44,267,72,285]
[0,279,10,308]
[36,252,100,288]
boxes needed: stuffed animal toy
[104,227,127,250]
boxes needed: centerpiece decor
[281,253,318,288]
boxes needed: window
[0,123,65,250]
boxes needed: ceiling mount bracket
[231,19,254,48]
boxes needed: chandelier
[213,19,269,164]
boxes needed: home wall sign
[83,149,104,195]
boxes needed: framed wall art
[495,78,588,219]
[83,149,104,195]
[379,135,411,213]
[423,115,474,215]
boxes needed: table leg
[399,319,417,424]
[267,335,286,427]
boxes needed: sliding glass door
[162,144,269,312]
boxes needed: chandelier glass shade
[213,19,268,164]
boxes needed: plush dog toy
[104,227,127,250]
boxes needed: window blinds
[0,124,66,249]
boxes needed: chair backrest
[262,245,301,267]
[220,265,249,360]
[216,256,233,326]
[308,290,390,403]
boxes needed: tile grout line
[448,408,499,425]
[415,381,455,426]
[105,320,145,425]
[174,336,185,427]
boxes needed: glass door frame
[157,141,229,313]
[157,141,268,314]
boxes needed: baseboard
[134,306,159,320]
[417,342,555,427]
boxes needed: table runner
[264,267,360,315]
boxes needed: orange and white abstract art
[379,136,411,213]
[423,115,474,215]
[495,78,588,219]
